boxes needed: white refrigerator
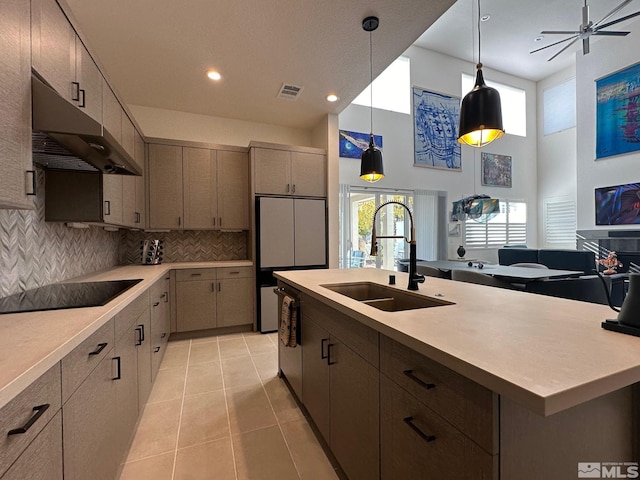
[257,196,327,332]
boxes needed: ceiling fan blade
[530,34,578,54]
[592,30,630,36]
[595,10,640,30]
[593,0,633,28]
[547,37,580,62]
[540,30,581,34]
[583,37,590,55]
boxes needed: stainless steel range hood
[31,75,142,176]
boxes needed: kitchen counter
[0,261,252,410]
[274,268,640,416]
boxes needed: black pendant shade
[458,64,504,147]
[360,134,384,183]
[359,16,384,183]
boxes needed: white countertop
[0,261,252,410]
[274,268,640,416]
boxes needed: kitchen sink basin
[321,282,454,312]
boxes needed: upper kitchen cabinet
[252,144,326,197]
[148,144,183,229]
[122,130,146,228]
[102,80,122,144]
[0,0,35,209]
[149,143,249,230]
[31,0,102,123]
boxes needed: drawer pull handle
[229,271,240,275]
[135,325,144,346]
[8,404,50,435]
[113,356,122,380]
[403,416,436,443]
[321,338,329,359]
[161,333,167,338]
[153,302,160,307]
[403,370,436,390]
[327,343,335,365]
[89,342,108,356]
[163,291,169,302]
[190,273,202,276]
[154,346,161,353]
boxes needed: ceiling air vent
[277,83,303,100]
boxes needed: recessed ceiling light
[326,94,339,102]
[534,35,544,42]
[480,14,491,22]
[206,70,222,81]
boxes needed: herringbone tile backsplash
[0,169,249,298]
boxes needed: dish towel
[279,295,298,348]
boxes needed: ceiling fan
[530,0,640,61]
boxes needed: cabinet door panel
[114,324,139,464]
[2,411,63,480]
[301,318,330,441]
[217,150,249,230]
[0,0,33,209]
[136,310,152,410]
[148,144,183,229]
[134,131,146,227]
[259,197,294,268]
[217,277,253,327]
[291,152,325,197]
[253,148,290,195]
[330,340,379,480]
[63,352,119,480]
[294,199,326,266]
[183,147,216,229]
[103,174,123,225]
[31,0,75,101]
[101,80,122,144]
[75,39,102,123]
[176,280,216,332]
[122,176,137,227]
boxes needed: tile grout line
[245,335,303,480]
[220,335,240,480]
[170,339,192,480]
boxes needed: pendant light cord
[369,28,373,136]
[477,0,481,66]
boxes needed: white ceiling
[62,0,639,130]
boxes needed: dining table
[416,260,583,282]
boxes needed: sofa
[498,247,625,306]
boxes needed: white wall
[536,65,577,247]
[339,46,538,262]
[129,104,312,147]
[576,17,640,232]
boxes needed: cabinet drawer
[380,335,497,454]
[0,364,61,478]
[1,410,63,480]
[114,291,149,341]
[303,294,379,367]
[380,376,497,480]
[218,266,253,279]
[61,319,115,402]
[176,268,216,282]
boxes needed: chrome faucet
[370,201,425,291]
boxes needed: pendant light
[360,16,384,183]
[458,0,504,148]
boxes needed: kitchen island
[274,268,640,480]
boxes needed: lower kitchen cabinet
[136,308,153,410]
[150,275,171,380]
[297,295,379,480]
[63,350,119,480]
[176,267,254,332]
[1,411,63,480]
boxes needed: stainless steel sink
[321,282,454,312]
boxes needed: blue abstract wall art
[413,86,461,171]
[596,62,640,159]
[339,130,383,159]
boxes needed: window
[543,78,576,135]
[461,74,527,137]
[465,200,527,248]
[543,198,576,248]
[352,56,411,114]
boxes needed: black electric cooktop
[0,279,143,315]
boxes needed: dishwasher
[274,283,302,400]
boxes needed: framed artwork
[596,62,640,159]
[339,130,383,159]
[413,86,461,170]
[481,152,512,188]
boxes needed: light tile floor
[119,331,339,480]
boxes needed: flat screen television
[595,183,640,225]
